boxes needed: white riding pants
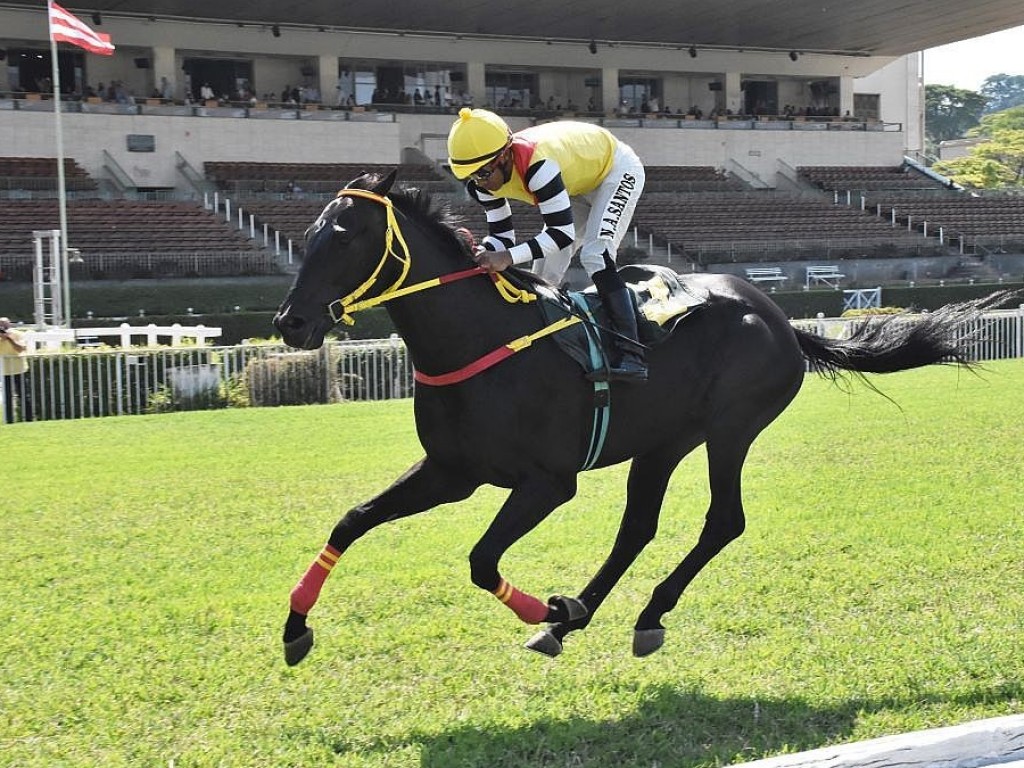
[531,141,646,285]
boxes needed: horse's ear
[372,169,397,196]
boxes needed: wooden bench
[805,265,845,289]
[745,266,787,285]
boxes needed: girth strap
[569,293,612,471]
[413,315,580,386]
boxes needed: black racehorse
[273,170,1012,666]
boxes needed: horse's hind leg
[283,456,478,666]
[529,437,701,657]
[632,431,753,657]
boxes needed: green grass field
[2,361,1023,767]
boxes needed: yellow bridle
[326,188,535,325]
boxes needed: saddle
[538,264,710,378]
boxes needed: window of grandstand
[743,80,778,116]
[855,93,881,121]
[339,61,462,107]
[7,47,84,95]
[484,69,538,110]
[619,75,661,114]
[182,57,254,104]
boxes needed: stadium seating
[0,199,279,279]
[241,173,953,268]
[630,190,939,264]
[864,192,1024,249]
[798,166,1023,249]
[204,161,447,194]
[0,199,258,255]
[0,156,97,191]
[797,164,948,192]
[643,166,748,192]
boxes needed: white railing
[2,308,1022,425]
[22,324,222,351]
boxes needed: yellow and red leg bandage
[492,578,549,624]
[290,544,342,615]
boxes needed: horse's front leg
[529,440,698,657]
[468,472,587,634]
[283,456,478,665]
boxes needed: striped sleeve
[468,182,515,251]
[507,159,574,265]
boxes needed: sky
[923,23,1024,91]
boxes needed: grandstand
[0,1,1022,300]
[2,148,1020,290]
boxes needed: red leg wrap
[493,578,549,624]
[289,545,342,615]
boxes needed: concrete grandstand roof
[3,0,1024,57]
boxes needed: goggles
[469,153,506,183]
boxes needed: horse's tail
[793,290,1021,380]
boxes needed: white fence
[2,307,1022,425]
[1,337,412,424]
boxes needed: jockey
[447,107,648,383]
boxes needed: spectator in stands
[160,76,173,101]
[0,317,31,423]
[201,82,215,101]
[447,107,648,382]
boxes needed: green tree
[969,104,1024,137]
[932,154,1014,188]
[980,73,1024,114]
[932,126,1024,188]
[975,130,1024,184]
[925,84,987,149]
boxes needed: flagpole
[48,0,72,328]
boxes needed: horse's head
[274,170,400,349]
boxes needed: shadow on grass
[329,681,1022,768]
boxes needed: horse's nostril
[276,313,305,331]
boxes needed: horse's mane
[349,172,554,290]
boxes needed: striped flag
[48,1,115,56]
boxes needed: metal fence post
[1018,304,1024,360]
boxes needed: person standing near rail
[0,317,31,423]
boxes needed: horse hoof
[525,629,563,658]
[547,595,588,623]
[283,627,314,666]
[632,628,665,657]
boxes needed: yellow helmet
[447,108,512,179]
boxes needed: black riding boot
[590,266,648,383]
